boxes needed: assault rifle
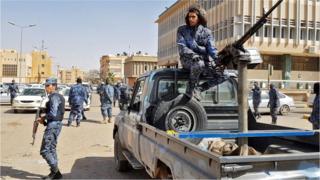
[218,0,283,69]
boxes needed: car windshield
[21,89,46,96]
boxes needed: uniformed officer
[309,82,319,129]
[268,84,280,124]
[8,79,19,105]
[113,82,121,107]
[252,82,261,119]
[100,79,114,123]
[119,82,130,110]
[177,5,227,99]
[37,78,65,179]
[68,77,87,127]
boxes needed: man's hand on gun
[37,116,45,124]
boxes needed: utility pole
[8,22,36,83]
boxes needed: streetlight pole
[8,22,36,83]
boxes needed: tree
[84,69,100,84]
[106,72,116,84]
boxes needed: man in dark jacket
[177,5,227,99]
[252,82,261,119]
[37,78,65,179]
[309,82,319,129]
[8,79,19,105]
[268,84,280,124]
[68,78,87,127]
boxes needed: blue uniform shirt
[177,24,218,62]
[310,95,319,125]
[45,92,65,122]
[100,84,114,105]
[69,83,88,106]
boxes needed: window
[130,79,145,111]
[42,55,45,59]
[290,28,296,39]
[281,27,288,38]
[300,29,307,40]
[41,72,45,75]
[2,64,17,77]
[41,64,45,68]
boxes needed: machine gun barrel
[234,0,283,48]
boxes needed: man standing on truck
[100,79,114,123]
[8,79,19,105]
[268,84,280,124]
[68,77,88,127]
[176,5,227,99]
[252,82,261,119]
[37,78,65,179]
[309,82,319,129]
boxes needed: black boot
[53,170,62,179]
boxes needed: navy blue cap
[44,77,57,85]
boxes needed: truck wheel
[279,105,290,116]
[153,94,207,144]
[114,132,130,172]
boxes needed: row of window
[2,64,17,77]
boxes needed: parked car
[60,87,90,110]
[0,83,8,93]
[248,90,295,115]
[12,87,47,113]
[0,92,11,104]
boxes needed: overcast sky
[1,0,175,71]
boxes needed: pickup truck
[113,68,319,179]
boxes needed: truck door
[122,78,145,158]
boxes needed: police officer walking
[8,79,19,105]
[177,5,227,99]
[68,77,87,127]
[309,82,319,129]
[119,82,130,110]
[252,82,261,119]
[37,78,65,179]
[100,79,114,123]
[113,82,121,107]
[268,84,280,124]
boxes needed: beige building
[100,55,126,82]
[124,55,159,87]
[59,66,85,84]
[30,50,53,83]
[156,0,320,82]
[0,49,32,83]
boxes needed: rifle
[32,108,43,145]
[218,0,283,68]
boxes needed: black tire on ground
[152,94,207,144]
[279,105,290,116]
[114,132,130,172]
[13,109,18,113]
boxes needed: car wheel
[114,132,130,172]
[279,105,290,116]
[13,109,18,113]
[152,94,207,144]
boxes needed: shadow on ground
[0,166,43,179]
[63,156,150,179]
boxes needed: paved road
[1,93,150,179]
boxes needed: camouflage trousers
[270,107,279,124]
[181,57,227,94]
[101,103,112,118]
[40,121,62,172]
[68,104,84,126]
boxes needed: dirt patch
[7,122,22,127]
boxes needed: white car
[12,87,47,113]
[60,87,90,110]
[0,92,11,104]
[248,91,295,116]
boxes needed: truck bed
[137,123,320,179]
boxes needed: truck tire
[153,94,207,144]
[114,132,130,172]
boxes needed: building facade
[100,55,126,82]
[0,49,32,83]
[30,50,53,83]
[156,0,320,82]
[59,66,85,84]
[124,55,160,87]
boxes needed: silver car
[12,87,47,113]
[248,91,295,116]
